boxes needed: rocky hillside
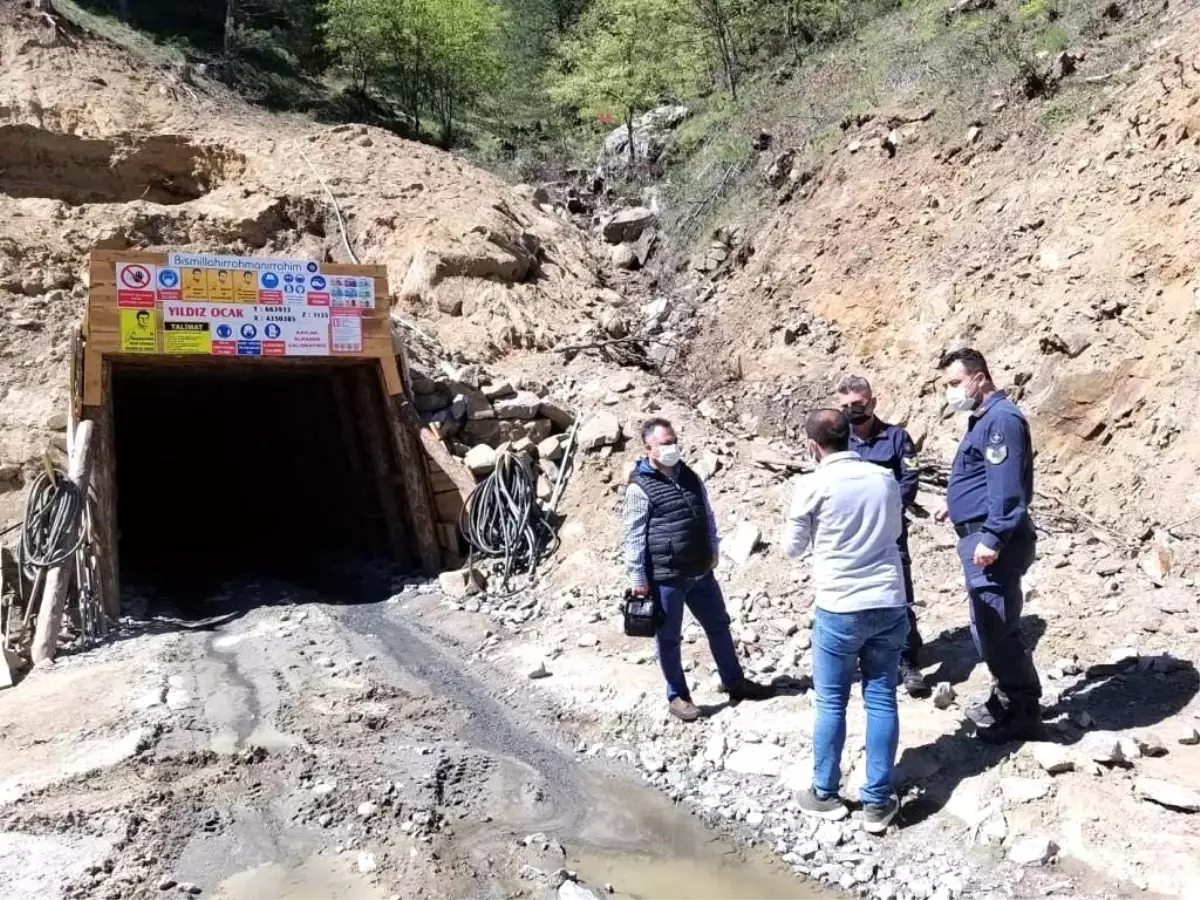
[680,2,1200,542]
[0,4,620,511]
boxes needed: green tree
[422,0,506,147]
[323,0,503,146]
[322,0,391,95]
[550,0,703,165]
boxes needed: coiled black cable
[459,450,559,590]
[20,468,85,583]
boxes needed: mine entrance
[111,360,418,600]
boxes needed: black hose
[20,468,85,582]
[458,451,559,591]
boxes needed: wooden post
[31,420,94,666]
[376,365,443,575]
[352,368,412,568]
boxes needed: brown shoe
[669,697,701,722]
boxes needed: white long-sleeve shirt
[780,451,906,613]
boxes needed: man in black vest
[622,418,774,722]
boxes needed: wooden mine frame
[79,250,471,616]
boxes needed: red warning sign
[116,263,157,308]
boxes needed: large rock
[439,567,486,598]
[538,435,566,461]
[723,523,762,566]
[1008,836,1058,866]
[602,207,657,244]
[539,398,575,429]
[558,882,600,900]
[1033,743,1077,775]
[601,104,691,169]
[462,418,502,445]
[465,444,497,475]
[493,390,543,420]
[1136,777,1200,812]
[500,418,553,444]
[1080,731,1127,765]
[611,243,639,270]
[1001,777,1052,804]
[414,388,452,413]
[724,742,783,777]
[579,413,622,451]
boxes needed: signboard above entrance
[109,253,380,310]
[84,249,400,403]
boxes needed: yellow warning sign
[183,266,208,300]
[234,269,258,302]
[207,268,235,302]
[120,308,157,353]
[163,321,212,354]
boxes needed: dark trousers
[654,572,744,701]
[955,531,1042,719]
[899,531,922,665]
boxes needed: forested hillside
[61,0,904,154]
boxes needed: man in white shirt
[781,409,909,834]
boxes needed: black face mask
[845,407,873,426]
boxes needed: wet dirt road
[40,581,835,900]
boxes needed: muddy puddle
[213,856,386,899]
[574,847,825,899]
[566,768,838,900]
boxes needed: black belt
[954,521,987,539]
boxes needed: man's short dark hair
[939,347,991,380]
[641,417,673,443]
[805,408,850,452]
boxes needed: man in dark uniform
[936,349,1044,743]
[836,375,928,698]
[621,418,774,722]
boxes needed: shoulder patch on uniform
[985,444,1008,464]
[989,431,1005,444]
[902,456,918,468]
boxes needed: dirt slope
[0,5,611,503]
[684,5,1200,534]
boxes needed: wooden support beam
[352,367,412,568]
[376,364,442,575]
[31,420,95,666]
[91,358,120,620]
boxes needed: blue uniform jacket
[850,420,919,508]
[946,391,1034,550]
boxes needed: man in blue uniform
[937,349,1044,743]
[836,375,929,698]
[622,418,774,722]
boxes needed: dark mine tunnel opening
[111,361,416,614]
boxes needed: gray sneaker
[798,788,849,821]
[862,794,900,835]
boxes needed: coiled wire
[20,468,85,582]
[459,450,559,591]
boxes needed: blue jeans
[655,573,745,701]
[811,605,909,806]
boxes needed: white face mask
[655,444,682,467]
[945,384,979,413]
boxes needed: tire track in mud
[338,603,589,836]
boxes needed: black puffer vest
[633,462,713,583]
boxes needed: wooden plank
[429,468,459,494]
[434,489,462,523]
[437,523,459,550]
[375,364,441,574]
[91,360,121,620]
[352,367,413,568]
